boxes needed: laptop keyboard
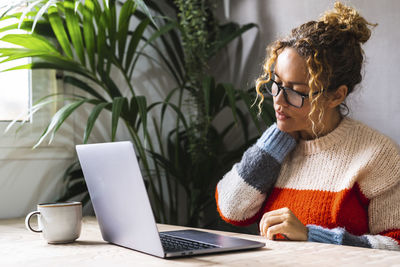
[159,233,218,252]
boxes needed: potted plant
[0,0,275,227]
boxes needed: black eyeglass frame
[264,78,321,108]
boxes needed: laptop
[76,141,265,258]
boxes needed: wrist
[307,225,344,244]
[256,123,297,163]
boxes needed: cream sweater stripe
[369,180,400,234]
[217,165,266,222]
[216,124,297,223]
[358,135,400,199]
[274,119,400,194]
[366,235,400,250]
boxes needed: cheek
[295,107,311,121]
[274,102,312,131]
[289,110,310,130]
[292,105,312,126]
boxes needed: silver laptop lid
[76,141,164,257]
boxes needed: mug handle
[25,211,42,233]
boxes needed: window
[0,5,74,159]
[0,60,31,121]
[0,16,31,122]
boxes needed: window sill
[0,145,75,160]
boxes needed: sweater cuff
[307,225,345,245]
[256,123,297,163]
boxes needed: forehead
[274,47,309,83]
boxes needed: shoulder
[346,118,400,197]
[342,117,399,153]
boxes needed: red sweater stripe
[262,183,370,236]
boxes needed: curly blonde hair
[255,2,377,136]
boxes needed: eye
[291,87,308,95]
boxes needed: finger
[259,208,287,235]
[259,207,292,235]
[263,207,292,218]
[260,215,285,236]
[266,222,287,240]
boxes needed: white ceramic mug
[25,202,82,244]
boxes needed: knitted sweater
[216,117,400,250]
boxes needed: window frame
[0,69,75,160]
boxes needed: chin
[276,120,294,133]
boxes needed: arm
[216,123,296,226]
[307,180,400,251]
[308,138,400,251]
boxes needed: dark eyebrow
[273,72,308,86]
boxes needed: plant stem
[124,120,164,222]
[153,117,175,224]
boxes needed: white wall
[216,0,400,144]
[0,70,76,219]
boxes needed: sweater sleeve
[215,123,296,226]
[308,137,400,251]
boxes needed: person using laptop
[215,2,400,250]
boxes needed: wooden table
[1,217,399,266]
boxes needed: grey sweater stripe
[237,124,297,193]
[307,225,372,248]
[236,145,282,193]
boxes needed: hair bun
[320,2,377,44]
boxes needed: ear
[328,85,348,108]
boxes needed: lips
[275,110,290,121]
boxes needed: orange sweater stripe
[263,183,370,236]
[379,229,400,246]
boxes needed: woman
[215,2,400,250]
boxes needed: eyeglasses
[263,78,321,108]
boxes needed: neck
[299,110,342,140]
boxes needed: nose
[274,89,289,107]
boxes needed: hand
[259,207,308,241]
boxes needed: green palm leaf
[135,0,158,29]
[96,11,107,76]
[210,22,258,57]
[48,5,73,58]
[65,0,86,65]
[222,83,238,123]
[5,96,62,133]
[0,33,58,52]
[81,0,96,72]
[34,99,87,148]
[63,75,106,102]
[159,87,179,130]
[17,0,43,30]
[84,102,110,143]
[1,61,91,82]
[29,0,56,33]
[148,100,188,130]
[0,48,50,62]
[103,0,117,59]
[135,95,147,138]
[117,0,135,62]
[130,20,177,75]
[0,19,54,38]
[111,97,127,141]
[124,18,149,71]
